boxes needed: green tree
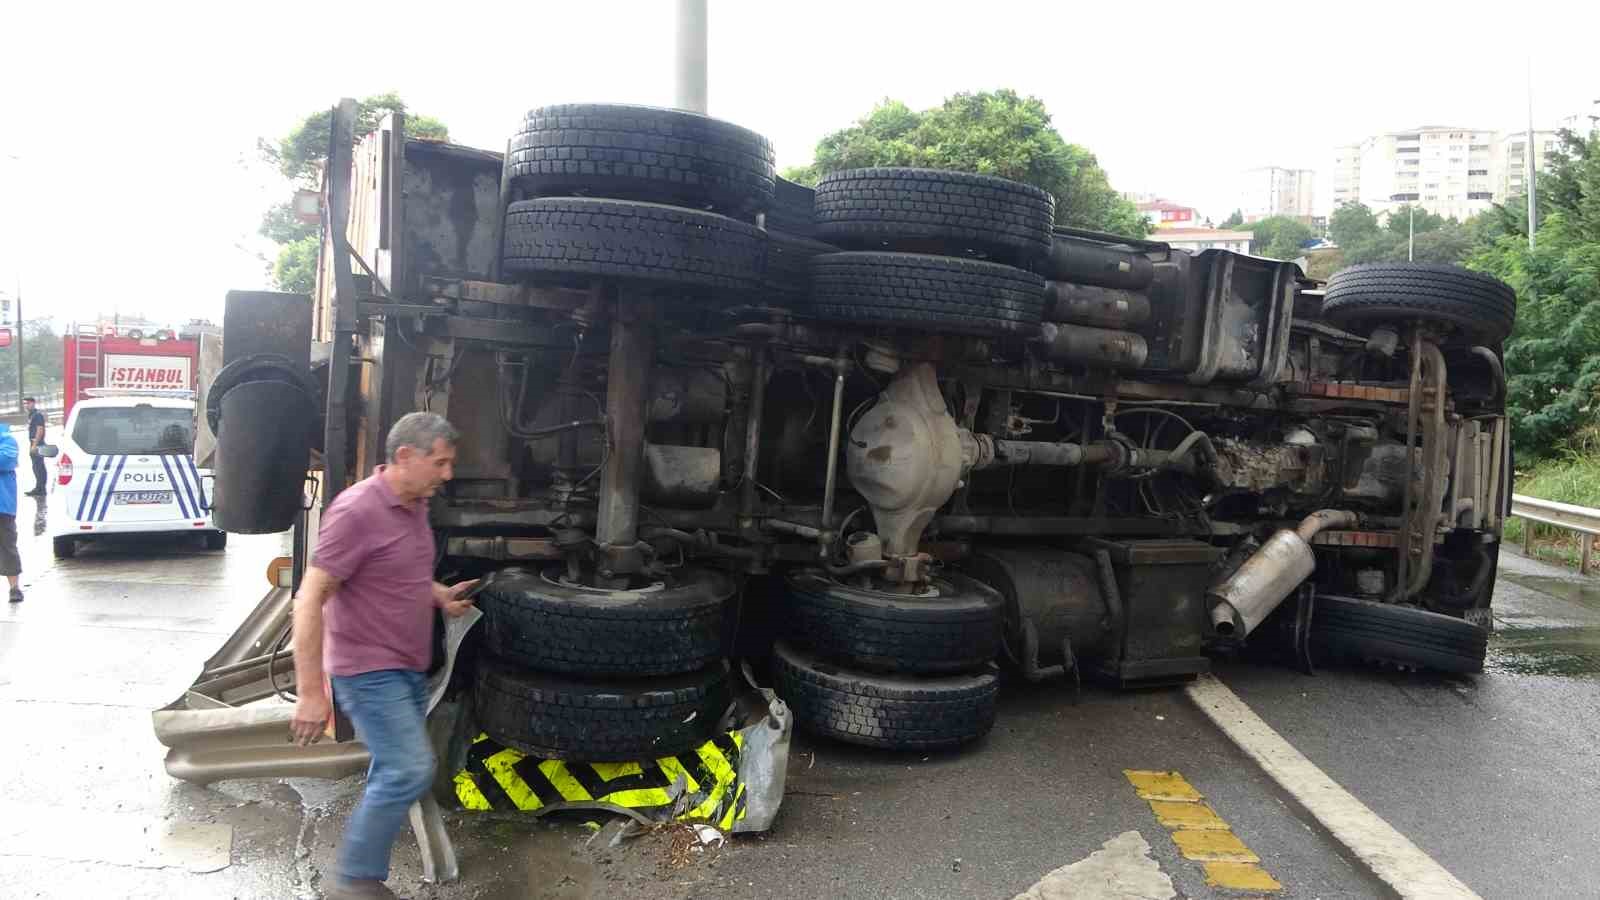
[259,200,317,245]
[1329,202,1382,247]
[1404,223,1476,264]
[1329,202,1394,264]
[263,91,450,184]
[1235,215,1314,260]
[781,164,819,187]
[1384,204,1448,238]
[273,236,321,295]
[0,320,65,400]
[259,93,449,292]
[1467,129,1600,458]
[1327,202,1481,267]
[793,90,1150,237]
[1219,209,1244,229]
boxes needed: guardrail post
[1522,520,1532,555]
[1584,534,1593,576]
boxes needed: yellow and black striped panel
[454,732,749,831]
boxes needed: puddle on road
[1488,626,1600,677]
[1489,573,1600,676]
[1498,573,1600,611]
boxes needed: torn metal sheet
[451,670,791,833]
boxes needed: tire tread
[773,642,998,751]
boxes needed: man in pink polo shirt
[289,412,478,900]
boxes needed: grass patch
[1507,454,1600,569]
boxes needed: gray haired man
[289,412,479,899]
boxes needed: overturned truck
[205,101,1511,762]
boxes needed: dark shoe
[24,489,44,497]
[8,588,21,603]
[324,879,402,899]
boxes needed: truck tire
[1322,263,1516,345]
[773,641,999,751]
[785,570,1003,674]
[476,567,732,677]
[508,103,775,214]
[473,658,731,760]
[763,231,838,303]
[814,167,1055,266]
[765,176,817,237]
[501,198,765,295]
[807,251,1046,337]
[1311,595,1488,675]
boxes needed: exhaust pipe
[1208,510,1358,638]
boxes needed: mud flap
[449,663,791,834]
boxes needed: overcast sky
[2,0,1595,327]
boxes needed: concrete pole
[1527,57,1538,250]
[675,0,708,114]
[1408,205,1414,262]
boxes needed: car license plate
[114,491,173,505]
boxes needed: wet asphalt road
[1,496,1597,899]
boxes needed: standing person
[23,397,46,497]
[0,425,21,601]
[288,412,478,900]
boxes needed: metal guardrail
[1511,494,1600,574]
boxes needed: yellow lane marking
[1148,799,1228,831]
[1124,769,1204,802]
[1171,829,1260,863]
[1205,861,1285,892]
[1123,769,1281,893]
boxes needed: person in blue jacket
[0,428,20,602]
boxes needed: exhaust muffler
[1208,510,1359,638]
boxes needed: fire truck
[63,324,201,419]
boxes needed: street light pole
[1408,205,1415,261]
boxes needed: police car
[48,389,225,558]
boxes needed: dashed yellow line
[1124,769,1282,893]
[1205,861,1286,892]
[1147,799,1229,831]
[1125,769,1203,802]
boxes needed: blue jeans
[330,668,435,884]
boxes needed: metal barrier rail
[1511,493,1600,574]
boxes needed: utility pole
[1528,57,1538,249]
[1408,205,1415,261]
[11,276,18,415]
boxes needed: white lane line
[1186,674,1481,899]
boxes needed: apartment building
[1499,130,1562,199]
[1236,167,1315,222]
[1332,124,1566,220]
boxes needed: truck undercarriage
[189,99,1511,791]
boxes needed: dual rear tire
[470,567,734,759]
[775,569,1005,751]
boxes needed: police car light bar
[83,388,198,400]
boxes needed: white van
[47,391,225,558]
